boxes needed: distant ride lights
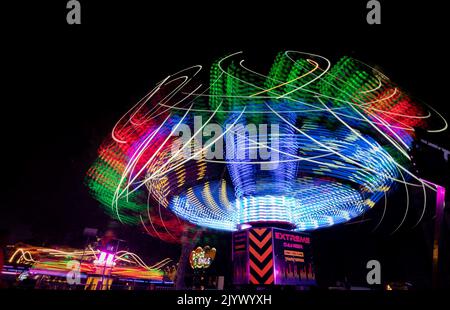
[86,51,447,242]
[94,251,116,268]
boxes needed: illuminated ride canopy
[86,51,447,242]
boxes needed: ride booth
[233,227,315,286]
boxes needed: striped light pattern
[86,51,446,239]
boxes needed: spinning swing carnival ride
[86,51,447,244]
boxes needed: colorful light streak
[7,245,168,281]
[85,51,447,238]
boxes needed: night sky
[2,1,449,283]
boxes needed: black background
[2,0,449,289]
